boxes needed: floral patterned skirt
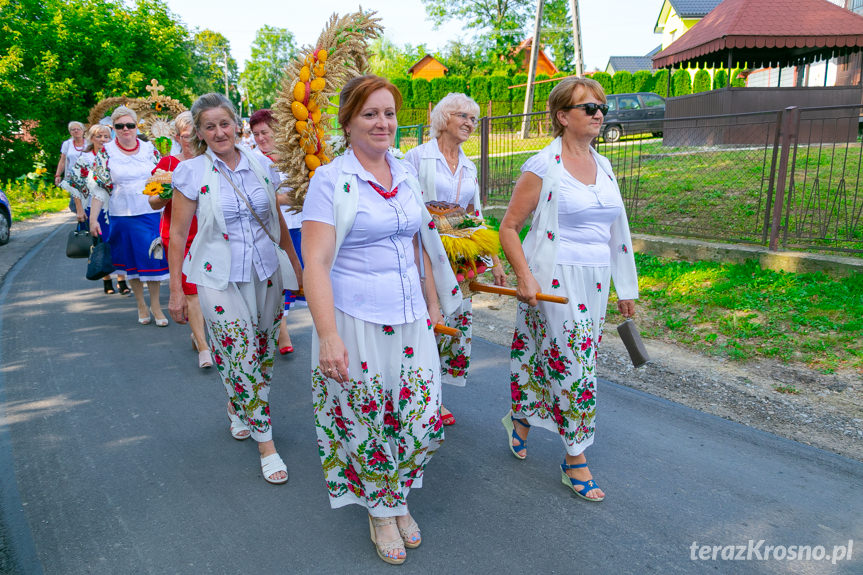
[312,310,444,517]
[509,264,611,456]
[198,273,284,442]
[437,297,472,386]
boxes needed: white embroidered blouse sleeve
[172,160,200,202]
[608,201,639,301]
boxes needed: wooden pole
[468,282,569,304]
[568,0,584,76]
[520,0,545,139]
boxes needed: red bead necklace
[115,138,140,153]
[368,181,398,199]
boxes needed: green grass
[3,179,70,221]
[605,253,863,373]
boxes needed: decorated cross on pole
[145,79,165,99]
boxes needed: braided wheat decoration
[273,10,383,210]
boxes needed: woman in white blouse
[303,75,461,565]
[499,78,638,502]
[167,93,301,485]
[55,121,86,189]
[89,106,168,322]
[404,93,506,425]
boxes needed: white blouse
[99,140,160,217]
[522,152,624,267]
[173,152,281,283]
[403,139,479,210]
[303,149,427,325]
[61,138,86,178]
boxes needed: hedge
[411,78,431,109]
[590,71,613,95]
[653,69,669,97]
[632,70,653,93]
[693,69,711,93]
[672,68,692,96]
[470,76,490,103]
[731,69,748,87]
[712,69,728,90]
[612,70,633,94]
[392,77,412,106]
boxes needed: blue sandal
[501,412,530,460]
[561,461,604,501]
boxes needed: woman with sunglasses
[90,106,169,325]
[498,77,638,502]
[404,93,506,425]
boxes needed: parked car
[0,187,11,245]
[601,92,665,143]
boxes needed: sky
[163,0,663,73]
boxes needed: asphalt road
[1,215,862,574]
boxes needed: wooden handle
[468,282,569,304]
[434,324,460,337]
[290,288,304,297]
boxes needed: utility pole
[569,0,584,76]
[521,0,545,139]
[223,49,230,98]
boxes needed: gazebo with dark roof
[653,0,863,71]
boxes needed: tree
[632,70,654,93]
[421,0,532,57]
[542,0,575,72]
[191,30,239,106]
[693,69,711,93]
[0,0,196,180]
[672,68,692,96]
[713,69,729,90]
[240,26,296,110]
[368,37,427,79]
[612,71,633,94]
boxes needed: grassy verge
[603,253,863,374]
[3,179,70,221]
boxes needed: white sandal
[198,349,213,368]
[260,453,288,485]
[227,408,250,440]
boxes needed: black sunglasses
[562,103,609,116]
[114,122,137,130]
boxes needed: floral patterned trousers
[312,310,444,517]
[509,264,610,456]
[198,273,283,442]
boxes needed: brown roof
[407,55,448,75]
[653,0,863,69]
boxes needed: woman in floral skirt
[499,77,638,502]
[303,75,461,565]
[404,92,506,425]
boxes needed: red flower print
[580,337,593,351]
[343,182,350,193]
[385,400,394,413]
[223,233,229,240]
[551,279,560,289]
[214,354,223,366]
[451,285,458,295]
[344,463,360,484]
[450,354,467,369]
[403,346,414,358]
[433,416,442,432]
[426,318,433,330]
[552,402,565,426]
[371,450,387,464]
[579,389,594,402]
[361,361,368,373]
[267,279,273,287]
[204,262,212,272]
[578,303,587,312]
[549,347,560,359]
[399,387,412,400]
[214,305,225,315]
[80,167,89,177]
[533,365,545,379]
[596,282,602,291]
[512,338,525,351]
[547,191,552,201]
[382,325,394,335]
[200,185,209,195]
[222,335,234,348]
[233,382,244,394]
[554,154,561,164]
[263,405,270,416]
[621,244,628,254]
[428,220,436,229]
[361,399,377,414]
[511,387,521,402]
[546,230,555,240]
[384,412,399,431]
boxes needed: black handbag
[66,222,92,258]
[85,236,115,280]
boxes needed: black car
[0,187,11,245]
[601,92,665,143]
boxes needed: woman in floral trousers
[499,78,638,502]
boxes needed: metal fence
[396,104,863,255]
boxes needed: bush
[632,70,653,93]
[533,74,551,112]
[712,69,728,90]
[591,71,613,95]
[429,77,448,103]
[391,77,412,106]
[672,68,692,96]
[470,76,490,105]
[653,69,669,97]
[612,71,633,94]
[446,75,468,96]
[411,78,431,109]
[693,69,711,93]
[731,68,748,87]
[508,73,527,110]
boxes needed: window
[606,97,618,112]
[619,97,640,110]
[641,94,665,108]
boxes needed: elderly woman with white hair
[89,105,169,326]
[147,111,212,368]
[404,92,506,425]
[55,121,87,215]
